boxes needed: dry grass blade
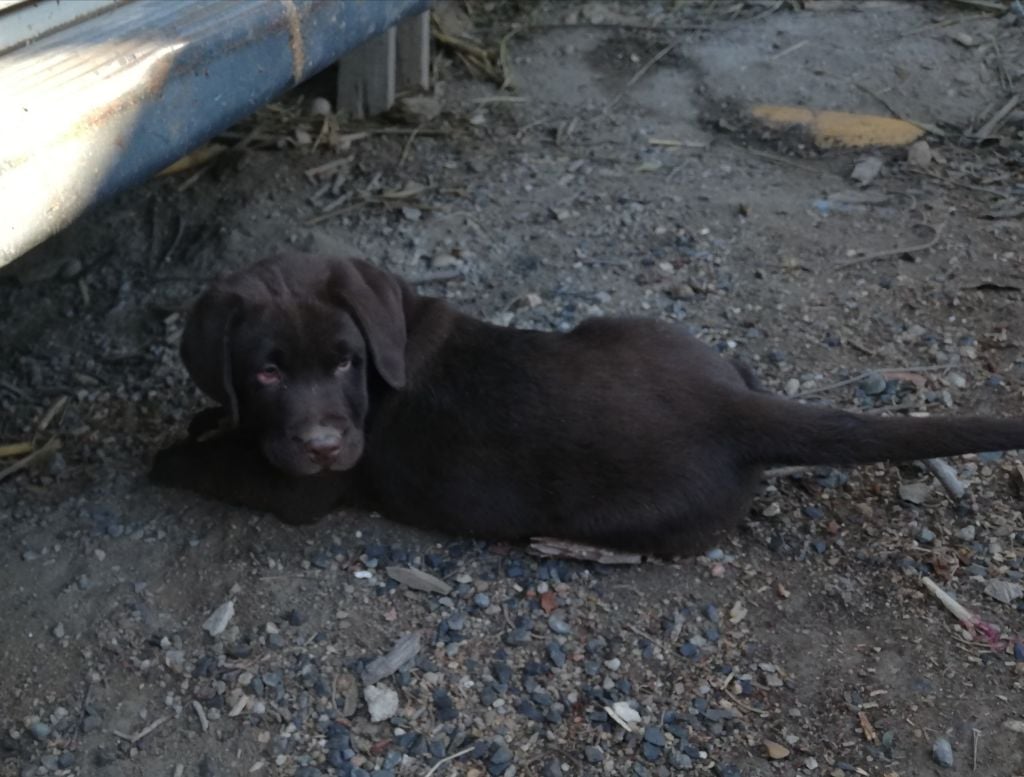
[0,442,33,459]
[0,437,61,483]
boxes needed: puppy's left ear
[180,288,243,425]
[326,258,407,389]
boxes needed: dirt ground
[3,1,1024,776]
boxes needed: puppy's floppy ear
[326,258,407,388]
[180,288,243,426]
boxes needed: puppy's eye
[256,364,282,386]
[334,358,352,375]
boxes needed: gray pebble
[932,737,953,767]
[644,726,666,747]
[82,715,102,733]
[584,745,604,764]
[547,641,566,668]
[547,614,571,635]
[28,721,50,741]
[956,525,977,542]
[473,593,491,608]
[918,528,936,544]
[668,750,692,769]
[860,371,887,395]
[705,548,724,561]
[504,628,530,647]
[490,745,513,766]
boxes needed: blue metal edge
[0,0,431,267]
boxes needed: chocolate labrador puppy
[152,253,1024,556]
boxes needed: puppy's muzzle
[300,425,347,467]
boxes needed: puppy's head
[180,254,407,476]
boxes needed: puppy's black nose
[304,429,343,464]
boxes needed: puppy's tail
[733,392,1024,467]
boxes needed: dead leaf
[385,566,452,595]
[751,105,924,148]
[984,579,1023,605]
[605,701,641,733]
[539,590,558,614]
[898,481,933,505]
[362,633,422,685]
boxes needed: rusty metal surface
[0,0,430,267]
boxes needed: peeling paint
[280,0,305,84]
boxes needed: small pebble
[364,685,399,722]
[547,614,571,635]
[644,727,666,747]
[957,525,977,542]
[932,737,953,768]
[860,371,887,395]
[309,96,333,116]
[202,600,235,637]
[28,722,50,741]
[584,745,604,764]
[504,628,530,646]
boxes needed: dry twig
[838,222,944,270]
[604,40,679,114]
[423,746,476,777]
